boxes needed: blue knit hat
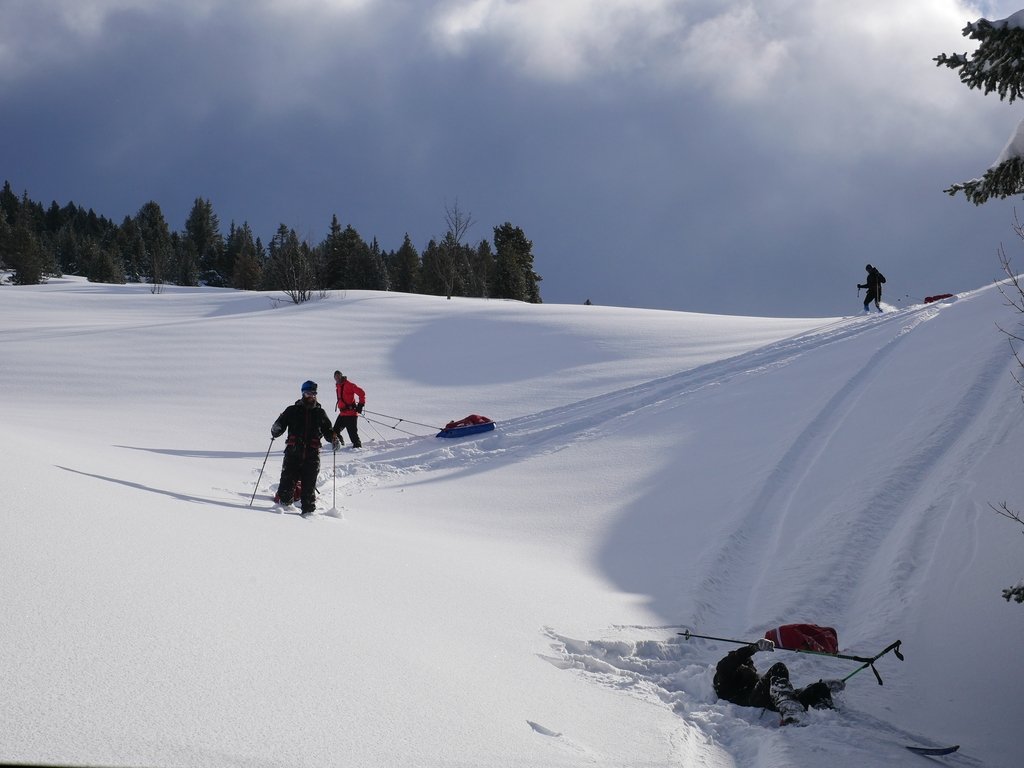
[301,380,317,394]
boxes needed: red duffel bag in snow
[764,623,838,654]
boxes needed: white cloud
[664,3,789,101]
[2,0,1017,159]
[430,0,686,82]
[744,0,1015,154]
[428,0,1019,155]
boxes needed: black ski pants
[278,446,320,512]
[333,415,361,447]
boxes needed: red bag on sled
[764,623,838,654]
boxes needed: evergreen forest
[0,181,542,303]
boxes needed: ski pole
[679,630,904,677]
[840,640,904,686]
[333,444,337,509]
[249,437,275,507]
[678,630,751,647]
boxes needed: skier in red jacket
[333,370,366,448]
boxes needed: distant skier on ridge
[858,264,886,313]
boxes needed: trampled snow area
[1,277,1022,768]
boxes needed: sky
[1,277,1022,768]
[4,1,1024,316]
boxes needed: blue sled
[436,421,496,438]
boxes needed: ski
[905,745,959,756]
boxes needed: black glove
[271,423,284,438]
[355,402,364,413]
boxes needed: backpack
[764,623,839,654]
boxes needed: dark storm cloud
[3,0,1024,316]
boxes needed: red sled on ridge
[437,414,495,438]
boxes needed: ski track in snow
[685,311,934,632]
[688,304,1009,635]
[813,336,1011,630]
[309,308,936,499]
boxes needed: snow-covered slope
[1,278,1021,767]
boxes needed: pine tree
[6,207,46,285]
[116,216,146,282]
[389,233,421,294]
[227,222,263,290]
[321,216,375,290]
[0,181,19,227]
[433,231,468,299]
[171,232,199,287]
[469,239,495,298]
[135,201,173,290]
[364,237,390,291]
[419,239,444,296]
[493,222,541,303]
[936,15,1024,203]
[183,197,225,285]
[341,225,376,290]
[320,215,345,288]
[0,193,58,284]
[86,240,126,284]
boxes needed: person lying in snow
[713,639,842,725]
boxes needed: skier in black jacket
[858,264,886,312]
[270,380,339,515]
[713,640,839,725]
